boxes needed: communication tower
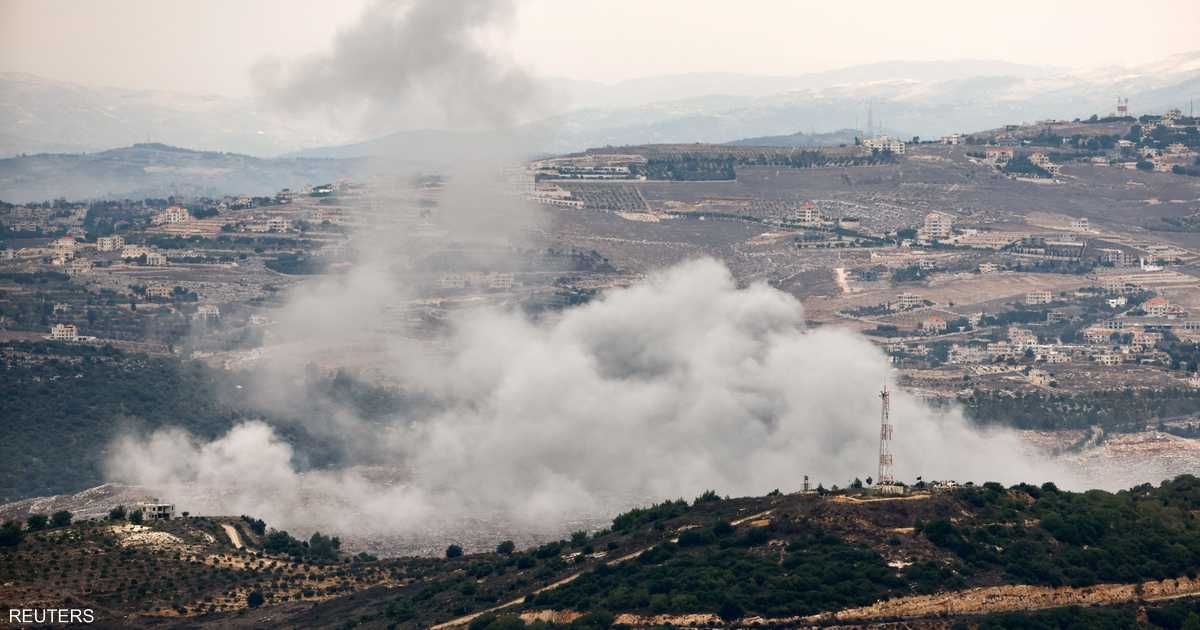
[877,385,894,485]
[1116,97,1129,118]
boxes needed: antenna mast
[878,385,894,485]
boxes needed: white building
[1070,218,1089,232]
[439,273,466,289]
[53,236,77,256]
[96,235,125,252]
[941,133,961,145]
[893,292,924,310]
[195,304,221,320]
[145,252,168,266]
[978,262,1001,274]
[66,259,93,276]
[267,217,291,232]
[863,135,906,155]
[1026,289,1053,305]
[794,202,822,224]
[136,501,175,520]
[50,323,78,341]
[146,285,173,299]
[919,212,954,241]
[152,206,190,225]
[489,273,514,290]
[121,245,151,259]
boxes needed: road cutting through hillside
[432,509,775,628]
[220,524,243,549]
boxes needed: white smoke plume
[108,0,1072,549]
[107,259,1072,541]
[252,0,544,134]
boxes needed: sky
[2,0,1199,97]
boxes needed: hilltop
[2,476,1198,628]
[0,143,360,203]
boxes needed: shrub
[496,540,516,555]
[0,520,23,547]
[446,544,463,559]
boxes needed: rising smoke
[252,0,545,134]
[107,259,1073,540]
[106,0,1073,548]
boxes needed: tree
[108,505,127,521]
[308,532,341,561]
[0,520,23,547]
[25,513,49,531]
[718,600,744,622]
[247,590,265,608]
[128,509,143,525]
[570,530,589,547]
[446,544,463,559]
[50,510,72,528]
[496,540,515,555]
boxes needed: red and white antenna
[878,384,894,485]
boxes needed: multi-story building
[893,292,924,310]
[1026,289,1053,305]
[195,304,221,320]
[53,236,77,257]
[136,501,175,520]
[151,206,190,225]
[921,316,947,334]
[863,135,906,154]
[96,235,125,252]
[439,273,466,289]
[489,273,514,290]
[984,146,1015,164]
[919,212,954,241]
[146,285,173,299]
[50,323,78,341]
[121,245,151,259]
[145,252,168,266]
[794,202,822,224]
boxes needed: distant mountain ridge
[291,52,1200,160]
[0,72,354,157]
[8,54,1200,163]
[724,128,862,147]
[0,143,359,203]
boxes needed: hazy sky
[3,0,1199,96]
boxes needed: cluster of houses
[944,323,1171,368]
[438,272,515,291]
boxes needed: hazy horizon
[3,0,1199,99]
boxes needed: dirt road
[220,524,243,549]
